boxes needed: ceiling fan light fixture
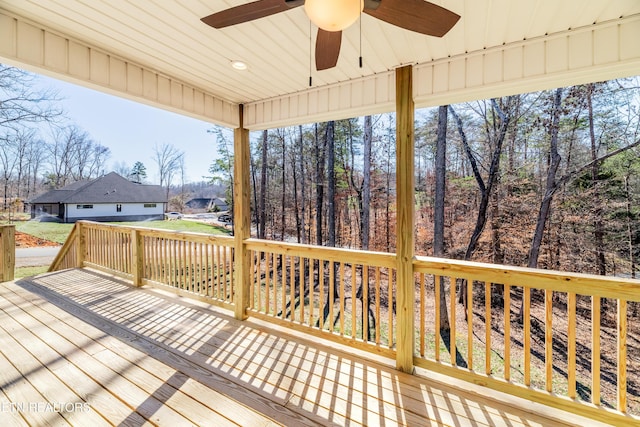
[305,0,363,32]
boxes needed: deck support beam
[0,225,15,282]
[395,65,415,373]
[234,104,251,320]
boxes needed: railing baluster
[249,251,255,309]
[308,258,314,325]
[180,240,189,290]
[300,257,305,325]
[592,296,601,406]
[375,267,381,345]
[218,244,223,299]
[545,289,553,392]
[389,270,394,348]
[352,263,357,339]
[435,275,441,362]
[504,284,510,381]
[450,277,456,366]
[319,260,325,330]
[485,281,491,375]
[171,240,177,288]
[568,292,576,398]
[363,264,369,342]
[198,242,203,293]
[340,262,345,335]
[265,252,270,315]
[329,261,335,332]
[204,243,210,297]
[281,255,286,320]
[524,286,531,386]
[187,241,192,292]
[618,299,627,413]
[467,278,473,371]
[227,246,232,302]
[156,237,161,283]
[272,252,277,317]
[289,256,295,321]
[420,273,425,357]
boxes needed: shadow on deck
[0,268,606,426]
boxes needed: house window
[77,204,93,209]
[116,204,122,212]
[144,203,156,208]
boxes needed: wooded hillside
[212,79,640,278]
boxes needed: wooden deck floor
[0,268,607,427]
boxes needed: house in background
[185,197,229,212]
[30,172,167,223]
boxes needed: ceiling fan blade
[201,0,301,29]
[364,0,460,37]
[315,29,342,71]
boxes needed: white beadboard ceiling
[1,0,639,128]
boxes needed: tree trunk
[298,126,307,244]
[315,123,325,246]
[434,105,451,331]
[362,116,373,249]
[625,174,636,278]
[587,84,607,275]
[259,130,268,240]
[250,154,259,237]
[292,131,301,243]
[528,88,563,269]
[280,131,286,241]
[450,99,513,308]
[327,121,336,247]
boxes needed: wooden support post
[0,225,15,282]
[131,229,143,286]
[395,65,415,373]
[76,221,86,268]
[234,104,251,320]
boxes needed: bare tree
[450,97,516,308]
[0,65,62,131]
[433,105,451,330]
[153,142,184,200]
[528,88,563,269]
[259,130,268,239]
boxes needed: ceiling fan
[201,0,460,71]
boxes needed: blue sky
[35,74,221,184]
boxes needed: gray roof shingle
[30,172,166,204]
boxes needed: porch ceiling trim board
[243,14,640,130]
[0,9,239,129]
[1,6,639,131]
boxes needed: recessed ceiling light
[231,60,248,71]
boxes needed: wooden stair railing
[48,221,80,272]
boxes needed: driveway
[15,246,61,267]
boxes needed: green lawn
[12,218,230,245]
[114,220,231,235]
[14,221,74,244]
[15,265,49,279]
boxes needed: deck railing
[245,239,397,357]
[50,221,640,425]
[413,256,640,425]
[51,221,235,307]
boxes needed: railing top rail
[415,255,640,301]
[245,238,397,268]
[77,220,234,246]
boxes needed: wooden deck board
[0,268,608,427]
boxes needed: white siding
[0,10,238,128]
[66,203,163,220]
